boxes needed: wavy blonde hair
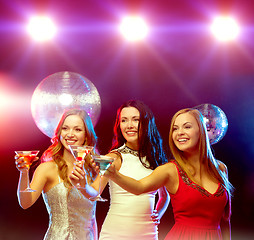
[42,109,97,188]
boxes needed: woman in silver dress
[15,109,99,240]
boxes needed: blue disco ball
[31,71,101,138]
[194,104,228,145]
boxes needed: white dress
[99,145,158,240]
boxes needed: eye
[74,127,84,132]
[121,119,126,123]
[61,127,67,131]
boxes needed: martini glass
[15,150,40,192]
[69,145,94,189]
[89,155,114,202]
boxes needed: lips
[65,139,76,145]
[177,138,188,143]
[126,131,137,136]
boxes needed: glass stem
[98,173,102,197]
[25,168,31,190]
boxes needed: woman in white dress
[100,100,170,240]
[15,109,99,240]
[72,100,170,240]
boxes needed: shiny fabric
[99,145,158,240]
[165,160,228,240]
[42,182,96,240]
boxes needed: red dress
[165,160,228,240]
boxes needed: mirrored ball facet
[194,104,228,145]
[31,71,101,138]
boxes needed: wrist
[19,168,29,173]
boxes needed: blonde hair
[169,108,234,197]
[42,109,97,188]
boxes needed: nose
[127,120,134,128]
[67,129,74,137]
[176,128,184,135]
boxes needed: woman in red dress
[105,108,234,240]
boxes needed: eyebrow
[173,122,192,127]
[62,124,83,128]
[121,116,139,119]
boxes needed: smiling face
[172,112,200,154]
[120,106,140,150]
[60,114,86,151]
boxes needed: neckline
[174,160,221,196]
[124,144,138,152]
[119,144,139,157]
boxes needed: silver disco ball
[194,103,228,145]
[31,71,101,138]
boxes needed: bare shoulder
[156,161,178,178]
[217,160,228,174]
[158,161,177,171]
[33,161,60,192]
[35,160,58,176]
[156,161,179,194]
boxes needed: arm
[218,161,232,240]
[69,160,100,199]
[104,163,171,195]
[91,217,98,240]
[94,152,122,194]
[154,186,170,221]
[16,160,48,209]
[220,202,231,240]
[70,152,122,197]
[77,175,101,200]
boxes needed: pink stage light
[26,16,57,42]
[119,16,149,42]
[210,16,240,42]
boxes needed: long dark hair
[111,100,167,169]
[42,109,97,187]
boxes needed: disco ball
[194,104,228,145]
[31,71,101,138]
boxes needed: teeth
[178,139,187,142]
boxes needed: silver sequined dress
[42,182,97,240]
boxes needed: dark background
[0,0,254,239]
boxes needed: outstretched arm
[70,152,122,197]
[104,163,170,195]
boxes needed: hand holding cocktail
[69,145,93,189]
[15,150,40,192]
[89,155,114,202]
